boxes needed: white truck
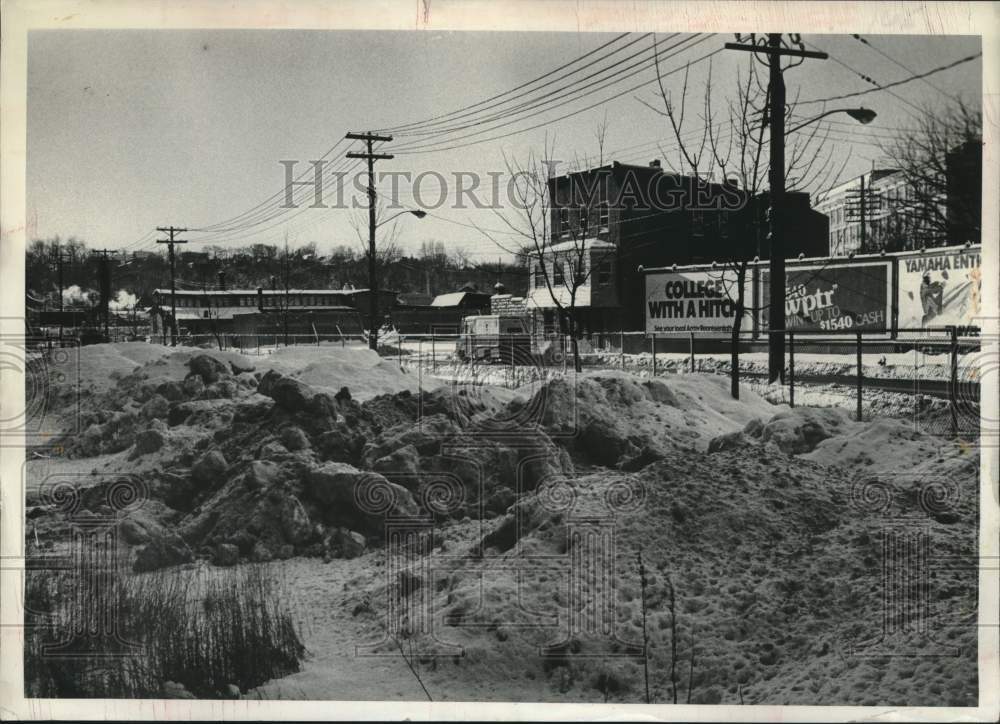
[456,314,533,363]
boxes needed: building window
[691,210,705,236]
[597,260,613,286]
[553,259,565,286]
[598,202,609,229]
[559,208,570,237]
[533,264,544,288]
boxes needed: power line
[393,33,667,138]
[798,51,982,106]
[186,34,640,238]
[804,40,928,116]
[381,32,634,133]
[191,138,351,234]
[851,34,964,104]
[392,33,655,136]
[394,41,724,156]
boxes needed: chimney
[650,159,661,168]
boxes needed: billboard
[645,269,752,333]
[897,247,982,329]
[758,260,891,333]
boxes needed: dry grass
[25,552,304,698]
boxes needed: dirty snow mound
[256,346,436,401]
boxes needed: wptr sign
[758,261,891,333]
[897,248,982,329]
[645,270,749,333]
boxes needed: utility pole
[54,244,69,342]
[283,235,290,347]
[726,34,827,383]
[92,248,116,340]
[156,226,188,346]
[859,174,867,254]
[346,131,394,350]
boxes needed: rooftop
[153,288,376,296]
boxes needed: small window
[598,202,609,228]
[597,260,613,286]
[533,263,545,288]
[559,208,570,236]
[691,210,705,236]
[553,260,565,286]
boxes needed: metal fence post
[651,335,657,377]
[689,331,695,373]
[789,332,795,408]
[431,334,436,373]
[398,335,404,368]
[620,330,625,370]
[950,325,959,436]
[856,330,863,422]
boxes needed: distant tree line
[25,237,527,309]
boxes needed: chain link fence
[163,326,984,439]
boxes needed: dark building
[231,308,364,343]
[390,283,491,334]
[946,139,983,245]
[543,160,830,331]
[734,191,830,262]
[149,287,398,338]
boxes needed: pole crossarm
[346,132,393,143]
[724,42,828,59]
[346,152,395,161]
[725,33,827,382]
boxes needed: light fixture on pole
[786,107,877,135]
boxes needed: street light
[786,107,877,135]
[368,207,426,350]
[375,209,427,228]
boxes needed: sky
[26,30,982,264]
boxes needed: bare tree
[480,135,617,373]
[876,99,982,251]
[641,50,848,398]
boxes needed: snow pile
[255,346,436,402]
[26,346,979,705]
[56,342,176,395]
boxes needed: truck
[456,314,534,364]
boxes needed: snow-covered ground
[23,341,979,705]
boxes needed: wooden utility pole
[859,174,867,253]
[92,248,117,340]
[346,131,394,350]
[156,226,188,346]
[725,34,827,382]
[283,235,290,346]
[54,244,69,341]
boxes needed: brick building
[541,160,829,331]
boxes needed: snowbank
[257,345,439,402]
